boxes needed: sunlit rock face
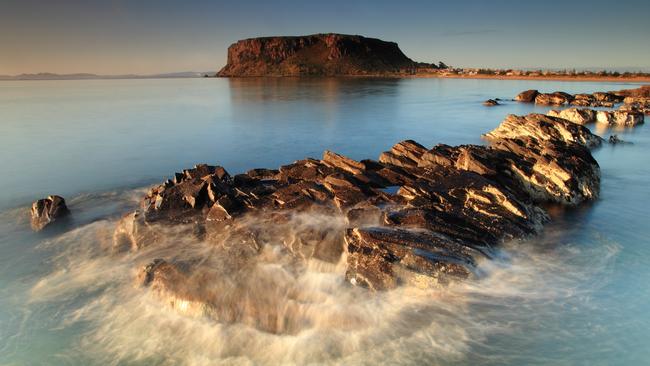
[596,110,645,126]
[547,108,596,125]
[30,195,69,231]
[216,33,419,77]
[113,111,607,332]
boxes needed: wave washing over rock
[104,112,605,335]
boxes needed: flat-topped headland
[216,33,437,77]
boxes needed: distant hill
[217,33,438,77]
[0,72,208,81]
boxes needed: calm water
[1,78,649,365]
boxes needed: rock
[30,195,69,231]
[613,85,650,98]
[484,113,603,148]
[345,227,481,290]
[483,99,500,106]
[608,135,630,145]
[119,112,604,301]
[592,92,623,103]
[113,210,156,252]
[547,107,596,124]
[216,34,419,77]
[515,89,539,103]
[597,110,644,126]
[535,92,573,105]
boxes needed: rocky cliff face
[217,34,421,77]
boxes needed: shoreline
[412,73,650,83]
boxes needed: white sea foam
[21,194,620,366]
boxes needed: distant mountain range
[0,72,211,80]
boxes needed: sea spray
[23,192,619,365]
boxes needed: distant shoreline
[3,73,649,83]
[411,73,650,83]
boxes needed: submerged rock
[30,195,69,231]
[483,99,500,106]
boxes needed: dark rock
[217,33,418,77]
[608,135,630,145]
[483,99,500,106]
[30,195,69,231]
[515,89,539,103]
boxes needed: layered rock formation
[112,112,603,328]
[216,34,426,77]
[31,195,69,231]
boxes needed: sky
[1,0,649,75]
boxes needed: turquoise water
[1,78,649,365]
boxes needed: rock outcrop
[30,195,69,231]
[483,99,500,106]
[216,34,425,77]
[516,88,626,107]
[515,89,539,103]
[115,111,603,310]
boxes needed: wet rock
[608,135,630,145]
[547,107,596,125]
[113,210,157,252]
[345,227,482,290]
[483,99,500,106]
[515,89,539,103]
[30,195,69,231]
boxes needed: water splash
[19,189,620,365]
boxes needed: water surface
[1,78,649,365]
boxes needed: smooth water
[1,78,649,365]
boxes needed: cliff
[216,33,425,77]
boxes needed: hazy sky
[1,0,649,75]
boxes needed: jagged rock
[483,99,500,106]
[535,92,573,105]
[120,112,605,305]
[547,107,596,124]
[596,110,644,126]
[515,89,539,103]
[345,227,481,290]
[30,195,69,231]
